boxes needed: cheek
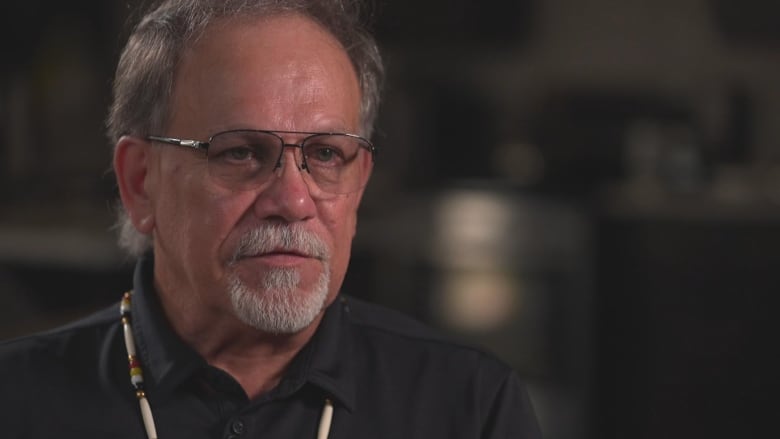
[154,158,249,259]
[191,189,261,257]
[319,197,360,301]
[209,194,259,259]
[319,195,360,259]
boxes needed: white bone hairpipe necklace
[120,291,334,439]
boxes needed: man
[0,1,541,438]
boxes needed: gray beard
[228,265,330,334]
[227,224,331,334]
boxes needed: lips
[240,247,313,259]
[233,247,319,269]
[230,224,330,265]
[269,247,311,257]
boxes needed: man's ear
[114,135,156,234]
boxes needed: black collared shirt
[0,255,541,438]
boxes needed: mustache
[230,223,330,263]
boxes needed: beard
[227,223,331,334]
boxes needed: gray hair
[108,0,384,257]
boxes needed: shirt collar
[130,253,356,410]
[131,253,206,396]
[278,295,356,412]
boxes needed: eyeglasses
[147,129,375,195]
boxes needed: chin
[227,266,330,334]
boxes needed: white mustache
[230,223,330,263]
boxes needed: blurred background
[1,0,778,437]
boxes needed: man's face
[141,14,365,332]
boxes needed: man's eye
[220,146,254,161]
[313,148,336,162]
[309,146,346,165]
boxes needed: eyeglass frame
[146,128,377,193]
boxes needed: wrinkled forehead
[167,13,362,136]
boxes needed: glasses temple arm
[147,135,209,151]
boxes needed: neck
[201,316,323,400]
[155,281,323,400]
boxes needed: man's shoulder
[337,296,542,437]
[341,296,445,340]
[0,303,130,435]
[341,296,512,372]
[0,303,119,364]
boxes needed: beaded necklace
[120,291,159,439]
[119,291,334,439]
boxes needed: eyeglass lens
[206,130,372,194]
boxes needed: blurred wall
[2,1,778,438]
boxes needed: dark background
[1,1,778,438]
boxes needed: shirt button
[231,419,245,435]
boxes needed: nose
[253,148,317,222]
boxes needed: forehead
[168,13,361,134]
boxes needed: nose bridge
[258,144,317,222]
[277,143,307,171]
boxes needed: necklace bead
[121,291,159,439]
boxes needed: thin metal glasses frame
[147,129,376,166]
[146,129,376,194]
